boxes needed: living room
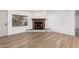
[0,10,78,48]
[1,0,79,59]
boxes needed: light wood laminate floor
[0,32,79,48]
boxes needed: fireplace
[32,19,45,30]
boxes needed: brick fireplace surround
[32,19,45,30]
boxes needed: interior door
[0,11,8,37]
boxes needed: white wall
[8,10,32,35]
[47,10,75,35]
[7,10,75,36]
[31,11,47,18]
[0,10,8,37]
[7,10,48,35]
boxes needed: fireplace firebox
[32,19,45,30]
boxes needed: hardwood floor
[0,32,79,48]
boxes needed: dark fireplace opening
[32,19,45,30]
[35,22,43,29]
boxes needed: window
[12,15,28,27]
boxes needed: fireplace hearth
[32,19,45,30]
